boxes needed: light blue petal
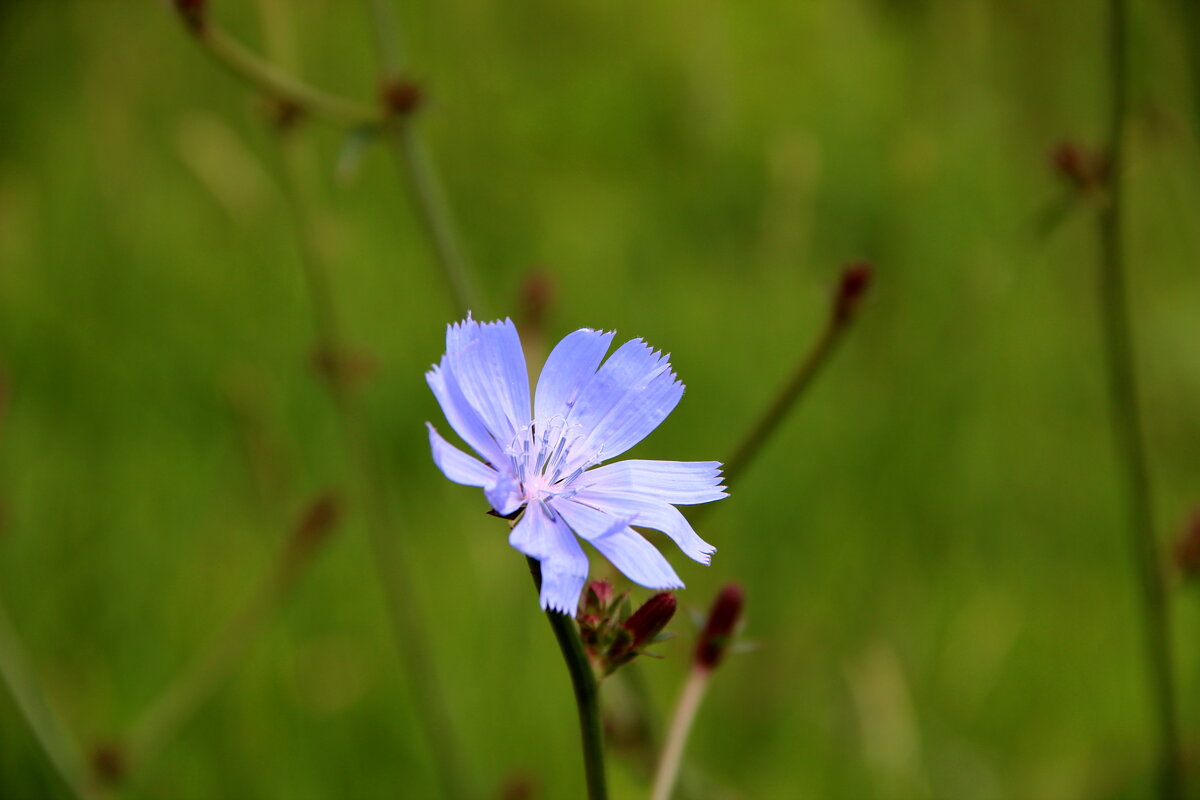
[533,328,615,422]
[509,502,589,614]
[570,487,716,564]
[589,528,684,590]
[426,359,505,467]
[485,473,524,517]
[426,423,497,487]
[562,339,684,471]
[553,496,633,542]
[554,498,683,590]
[445,315,531,446]
[582,460,728,505]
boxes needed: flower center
[505,416,602,506]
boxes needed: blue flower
[426,315,728,613]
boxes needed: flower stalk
[722,262,872,486]
[0,598,97,800]
[261,15,475,796]
[527,557,608,800]
[650,584,744,800]
[358,0,483,317]
[114,493,341,784]
[1096,1,1183,797]
[172,3,380,125]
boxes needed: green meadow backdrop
[2,0,1199,797]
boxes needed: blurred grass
[1,0,1199,798]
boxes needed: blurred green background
[2,0,1200,797]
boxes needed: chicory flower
[426,315,727,613]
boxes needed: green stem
[122,504,335,780]
[526,558,607,800]
[385,118,481,316]
[358,0,484,317]
[1098,1,1183,797]
[273,128,475,800]
[722,317,840,486]
[189,24,380,125]
[0,598,96,800]
[649,667,710,800]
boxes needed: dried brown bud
[519,269,557,334]
[695,583,745,671]
[380,78,424,116]
[1049,141,1109,191]
[89,741,127,785]
[310,345,376,390]
[1173,510,1200,579]
[174,0,207,34]
[269,98,306,132]
[833,261,872,325]
[293,492,341,551]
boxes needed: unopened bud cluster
[577,581,676,676]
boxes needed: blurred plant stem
[179,15,379,125]
[720,263,872,488]
[1097,1,1183,797]
[171,1,480,315]
[258,7,476,796]
[649,667,708,800]
[0,597,98,800]
[359,0,483,317]
[118,494,340,784]
[526,557,607,800]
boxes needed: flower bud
[1049,141,1109,191]
[380,77,424,116]
[833,262,872,326]
[1173,510,1200,580]
[603,592,676,674]
[174,0,207,34]
[293,492,341,552]
[695,583,745,671]
[622,592,676,651]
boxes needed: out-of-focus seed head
[833,262,873,326]
[380,77,424,116]
[174,0,208,34]
[1173,510,1200,580]
[90,741,127,786]
[1049,140,1109,192]
[695,582,745,671]
[293,492,342,551]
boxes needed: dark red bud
[695,583,745,671]
[622,592,676,650]
[1173,510,1200,579]
[90,741,126,785]
[174,0,207,34]
[380,78,424,116]
[833,261,872,325]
